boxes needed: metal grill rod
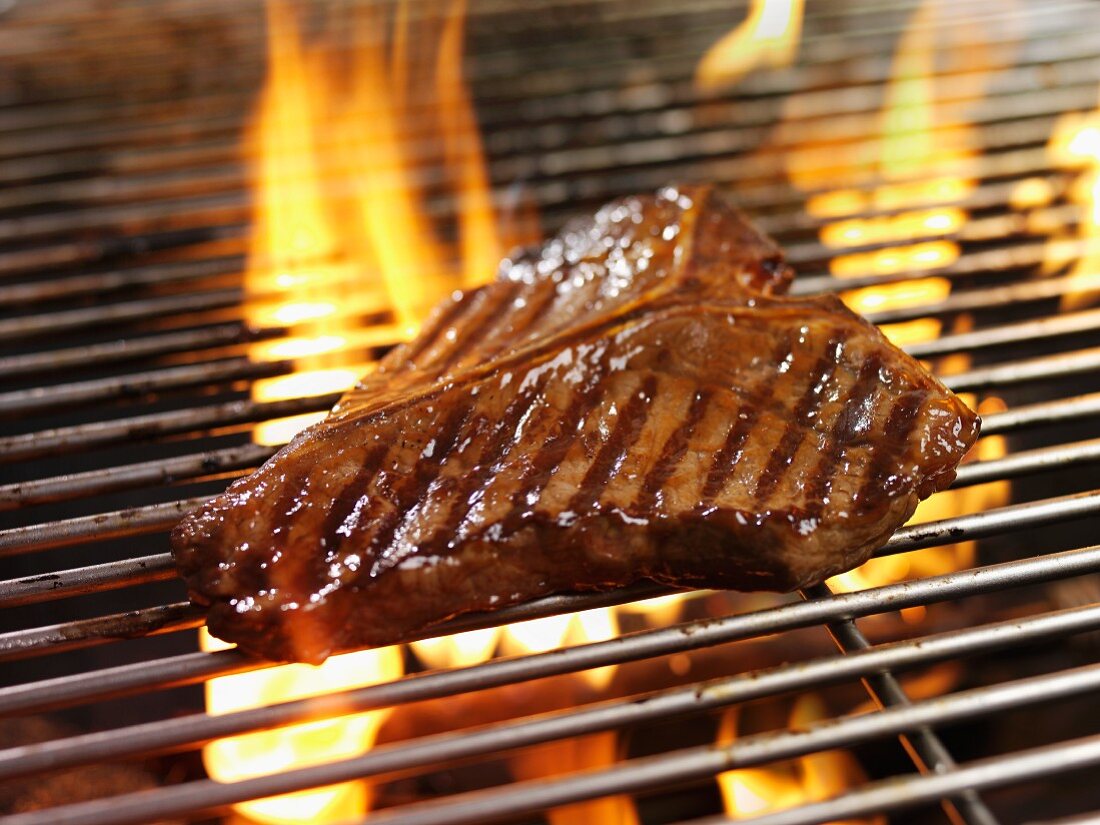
[22,644,1100,825]
[4,522,1099,713]
[0,0,1074,128]
[941,346,1100,392]
[4,477,1095,616]
[953,438,1100,487]
[0,496,208,558]
[1,0,1083,171]
[0,442,277,512]
[1,72,1095,249]
[685,735,1100,825]
[802,582,994,825]
[0,324,270,381]
[0,382,1091,475]
[359,662,1100,825]
[3,306,1096,422]
[0,393,342,463]
[4,424,1096,556]
[7,556,1098,789]
[0,255,241,305]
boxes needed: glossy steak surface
[172,185,980,663]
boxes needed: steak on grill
[172,185,980,663]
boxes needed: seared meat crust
[172,185,979,663]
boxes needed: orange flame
[718,696,882,823]
[1044,97,1100,310]
[512,732,640,825]
[200,629,403,824]
[210,0,518,820]
[695,0,805,91]
[246,0,512,446]
[775,0,1016,595]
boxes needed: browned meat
[172,185,980,663]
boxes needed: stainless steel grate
[2,0,1100,823]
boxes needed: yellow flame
[244,0,513,447]
[695,0,804,91]
[410,626,502,670]
[200,629,403,824]
[498,609,620,691]
[771,0,1017,598]
[512,733,639,825]
[1046,102,1100,310]
[214,0,525,819]
[718,696,881,823]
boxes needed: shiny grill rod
[2,303,1099,512]
[3,2,1100,823]
[6,543,1100,825]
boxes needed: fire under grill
[2,0,1100,822]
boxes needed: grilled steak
[172,185,980,663]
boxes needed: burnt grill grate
[2,0,1100,823]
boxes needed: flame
[770,0,1015,597]
[245,0,513,446]
[512,733,640,825]
[814,0,982,349]
[200,629,403,824]
[498,608,620,691]
[1044,99,1100,309]
[209,0,522,819]
[718,696,881,823]
[695,0,805,91]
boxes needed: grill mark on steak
[319,443,391,555]
[567,373,660,515]
[477,279,562,364]
[500,344,614,529]
[403,289,475,365]
[802,353,885,517]
[752,331,849,504]
[633,387,714,514]
[699,331,794,505]
[429,369,555,548]
[172,186,981,663]
[361,397,477,578]
[856,391,924,509]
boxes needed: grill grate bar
[2,481,1098,628]
[684,735,1100,825]
[3,299,1096,421]
[4,587,1098,814]
[941,345,1100,392]
[0,554,177,609]
[366,663,1100,825]
[0,255,242,306]
[3,419,1094,528]
[953,438,1100,487]
[0,393,339,462]
[3,504,1098,704]
[0,323,270,381]
[0,442,277,512]
[0,496,208,558]
[1,72,1095,249]
[0,288,245,343]
[0,602,205,667]
[0,357,291,418]
[0,0,1084,170]
[903,308,1100,360]
[803,582,997,825]
[37,643,1100,825]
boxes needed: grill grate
[2,0,1100,823]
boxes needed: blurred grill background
[2,1,1100,823]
